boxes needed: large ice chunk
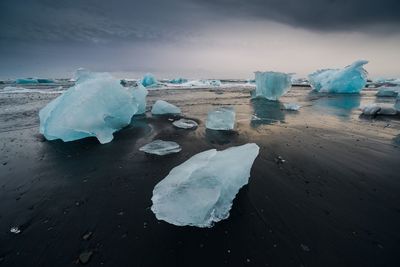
[254,71,292,101]
[151,143,260,227]
[205,107,235,130]
[140,73,157,87]
[39,70,147,144]
[308,60,368,93]
[151,100,181,115]
[139,140,181,155]
[129,86,148,114]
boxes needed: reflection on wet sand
[250,98,285,127]
[311,92,361,119]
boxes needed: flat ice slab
[139,140,181,155]
[151,143,260,227]
[39,70,147,144]
[308,60,368,93]
[283,103,301,111]
[376,87,400,97]
[151,100,181,115]
[254,71,292,101]
[361,104,397,116]
[205,107,235,130]
[172,119,198,129]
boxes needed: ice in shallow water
[283,103,301,111]
[308,60,368,93]
[140,73,157,87]
[206,107,235,130]
[151,143,260,227]
[172,119,198,129]
[139,140,181,155]
[151,100,181,115]
[254,71,292,101]
[39,70,148,144]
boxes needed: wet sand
[1,86,400,266]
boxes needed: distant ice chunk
[169,78,188,84]
[16,78,39,84]
[185,80,221,87]
[139,140,181,155]
[1,86,63,94]
[206,107,235,130]
[151,100,181,115]
[140,73,157,87]
[309,60,368,93]
[361,103,397,116]
[376,87,400,97]
[151,143,260,227]
[254,71,292,101]
[39,70,147,144]
[283,103,301,111]
[172,119,198,129]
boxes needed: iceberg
[172,118,198,129]
[16,78,39,84]
[254,71,292,101]
[151,100,181,115]
[361,104,397,116]
[376,87,400,97]
[283,103,301,111]
[205,107,235,130]
[151,143,260,227]
[39,70,147,144]
[140,73,157,87]
[308,60,368,93]
[139,140,181,155]
[169,78,188,84]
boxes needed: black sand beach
[1,86,400,266]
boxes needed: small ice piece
[361,104,397,116]
[140,73,157,87]
[283,103,301,111]
[169,78,188,84]
[39,70,147,144]
[254,71,292,101]
[376,87,400,97]
[308,60,368,93]
[139,140,181,155]
[151,143,260,227]
[205,107,235,130]
[10,226,21,234]
[172,119,198,129]
[151,100,181,115]
[15,78,38,84]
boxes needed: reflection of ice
[312,93,361,118]
[250,98,285,127]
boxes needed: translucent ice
[376,87,400,97]
[169,78,188,84]
[139,140,181,155]
[361,104,397,116]
[151,100,181,115]
[254,71,292,101]
[39,70,147,144]
[151,143,260,227]
[172,119,198,129]
[140,73,157,87]
[129,86,148,114]
[16,78,39,84]
[205,107,235,130]
[308,60,368,93]
[395,97,400,111]
[283,103,301,111]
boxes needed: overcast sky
[1,0,399,79]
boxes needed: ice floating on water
[39,70,147,144]
[254,71,292,101]
[184,80,221,87]
[1,86,63,94]
[140,73,157,87]
[206,107,235,130]
[361,104,397,116]
[151,143,260,227]
[309,60,368,93]
[139,140,181,155]
[283,103,301,111]
[172,119,198,129]
[151,100,181,115]
[169,78,188,84]
[376,87,400,97]
[15,78,54,84]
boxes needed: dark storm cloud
[1,0,399,46]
